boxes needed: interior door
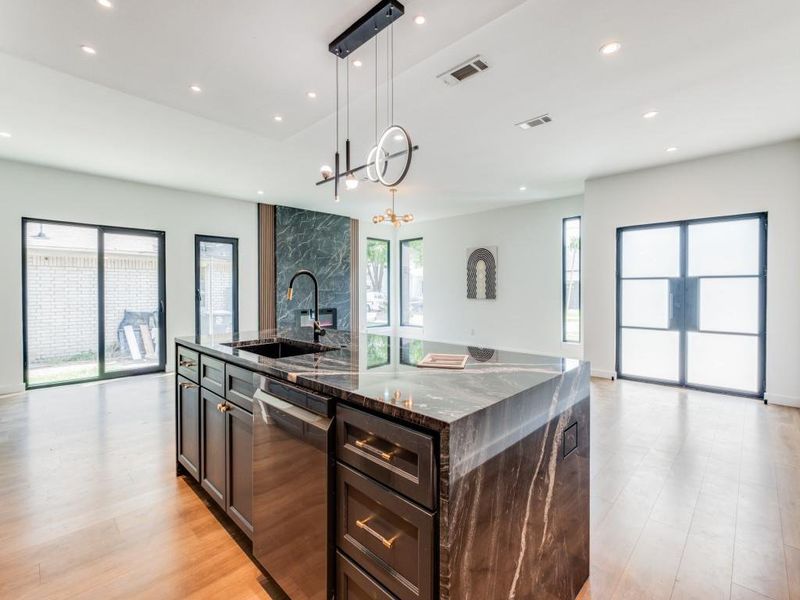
[617,214,766,397]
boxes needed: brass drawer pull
[354,439,394,462]
[355,518,397,549]
[179,359,196,368]
[179,382,199,390]
[218,403,231,413]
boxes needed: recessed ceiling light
[519,186,527,191]
[599,41,622,55]
[96,0,113,8]
[0,131,11,139]
[274,115,283,122]
[257,190,264,196]
[642,110,659,119]
[414,15,426,25]
[666,146,678,153]
[189,84,202,93]
[81,45,97,55]
[306,91,317,99]
[352,60,363,68]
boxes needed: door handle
[668,292,674,322]
[179,382,198,390]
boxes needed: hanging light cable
[345,55,358,191]
[334,57,340,202]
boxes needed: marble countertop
[175,328,585,429]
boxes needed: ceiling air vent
[437,55,489,86]
[515,114,553,130]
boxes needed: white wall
[0,158,258,394]
[369,197,584,358]
[583,140,800,406]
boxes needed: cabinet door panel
[226,403,253,537]
[176,376,200,481]
[201,388,226,508]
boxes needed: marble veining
[177,329,590,599]
[275,206,351,331]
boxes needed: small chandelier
[373,188,413,229]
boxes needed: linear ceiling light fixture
[317,0,418,211]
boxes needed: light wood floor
[1,374,798,599]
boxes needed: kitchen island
[175,329,590,600]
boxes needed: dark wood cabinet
[337,551,397,600]
[225,363,257,411]
[200,387,227,509]
[337,464,434,600]
[177,346,199,382]
[337,405,436,510]
[200,354,226,396]
[225,401,253,537]
[176,375,201,481]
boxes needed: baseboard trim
[591,369,616,380]
[765,392,800,408]
[0,383,26,397]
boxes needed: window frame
[400,237,424,328]
[21,217,167,390]
[194,234,239,338]
[562,216,582,343]
[365,237,391,328]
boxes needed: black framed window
[195,235,239,337]
[616,212,767,398]
[400,238,424,327]
[562,216,581,343]
[22,218,166,389]
[366,238,390,327]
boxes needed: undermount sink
[224,338,337,359]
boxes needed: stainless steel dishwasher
[252,377,334,600]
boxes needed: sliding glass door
[195,236,238,337]
[616,213,766,397]
[22,219,166,388]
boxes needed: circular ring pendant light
[365,145,389,182]
[375,125,412,187]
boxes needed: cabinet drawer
[337,551,397,600]
[337,405,436,509]
[200,355,225,396]
[225,364,256,412]
[337,464,434,600]
[177,346,199,383]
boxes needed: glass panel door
[23,219,166,388]
[616,214,766,397]
[685,217,764,394]
[24,221,99,386]
[103,231,163,373]
[617,225,682,383]
[196,236,238,337]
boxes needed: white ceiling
[1,0,799,221]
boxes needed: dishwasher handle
[253,388,333,451]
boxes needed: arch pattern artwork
[466,246,497,300]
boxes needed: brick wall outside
[26,249,159,365]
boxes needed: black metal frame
[615,212,768,400]
[366,237,391,328]
[399,237,423,328]
[562,216,582,343]
[328,0,405,57]
[194,235,239,338]
[21,217,167,390]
